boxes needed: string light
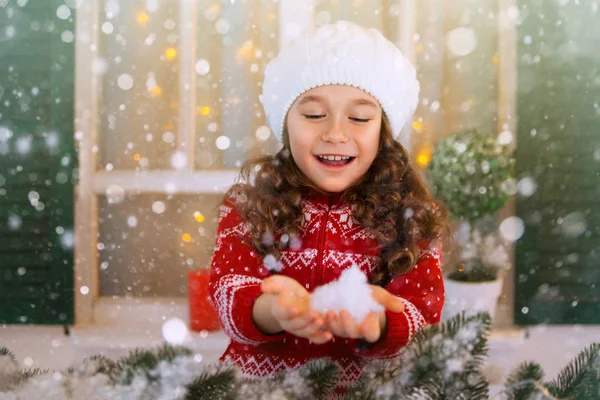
[133,153,141,161]
[182,233,192,243]
[417,149,432,167]
[492,55,500,64]
[137,11,149,25]
[151,86,162,96]
[194,212,205,223]
[200,107,211,115]
[412,121,422,131]
[165,48,177,60]
[237,41,254,58]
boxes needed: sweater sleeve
[208,196,289,345]
[353,240,445,359]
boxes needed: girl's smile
[314,154,356,170]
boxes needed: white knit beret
[259,20,420,148]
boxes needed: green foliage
[186,368,237,400]
[346,311,492,399]
[0,346,48,392]
[302,358,339,399]
[547,343,599,399]
[503,361,545,400]
[427,130,515,222]
[109,343,193,384]
[0,347,18,366]
[503,343,600,400]
[2,322,598,400]
[447,260,498,282]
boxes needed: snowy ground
[1,300,598,398]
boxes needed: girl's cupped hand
[324,285,405,343]
[261,275,333,344]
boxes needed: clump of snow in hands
[310,264,384,324]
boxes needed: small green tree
[427,130,516,282]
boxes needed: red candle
[188,269,221,332]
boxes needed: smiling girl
[208,20,449,398]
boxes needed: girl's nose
[321,119,349,143]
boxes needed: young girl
[208,20,449,397]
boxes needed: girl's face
[286,84,383,193]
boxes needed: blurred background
[0,0,598,384]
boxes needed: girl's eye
[350,117,370,123]
[304,114,325,119]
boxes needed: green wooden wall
[515,0,600,324]
[0,0,75,324]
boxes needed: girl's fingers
[360,312,381,343]
[271,293,302,321]
[326,311,344,337]
[308,331,333,345]
[295,318,326,338]
[262,275,306,296]
[272,291,311,319]
[370,286,405,314]
[285,310,321,331]
[340,310,360,339]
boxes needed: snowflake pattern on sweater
[208,192,445,397]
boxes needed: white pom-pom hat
[259,20,420,149]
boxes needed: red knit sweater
[208,192,444,398]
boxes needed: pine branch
[302,358,339,399]
[185,368,237,400]
[0,347,18,365]
[20,367,48,379]
[343,359,394,400]
[155,343,193,362]
[400,311,491,398]
[406,379,441,400]
[570,350,600,400]
[84,354,118,376]
[547,343,599,399]
[111,348,160,384]
[503,361,545,400]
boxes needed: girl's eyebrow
[298,95,323,105]
[298,95,378,108]
[352,98,378,108]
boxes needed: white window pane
[194,0,281,170]
[98,193,222,297]
[97,0,181,171]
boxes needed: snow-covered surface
[1,300,598,397]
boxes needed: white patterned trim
[357,297,426,359]
[214,221,251,252]
[213,274,264,345]
[300,200,328,234]
[323,250,381,275]
[218,204,233,223]
[224,353,304,378]
[399,297,427,342]
[280,249,318,270]
[328,205,377,241]
[418,239,442,261]
[225,352,364,389]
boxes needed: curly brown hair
[222,113,450,286]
